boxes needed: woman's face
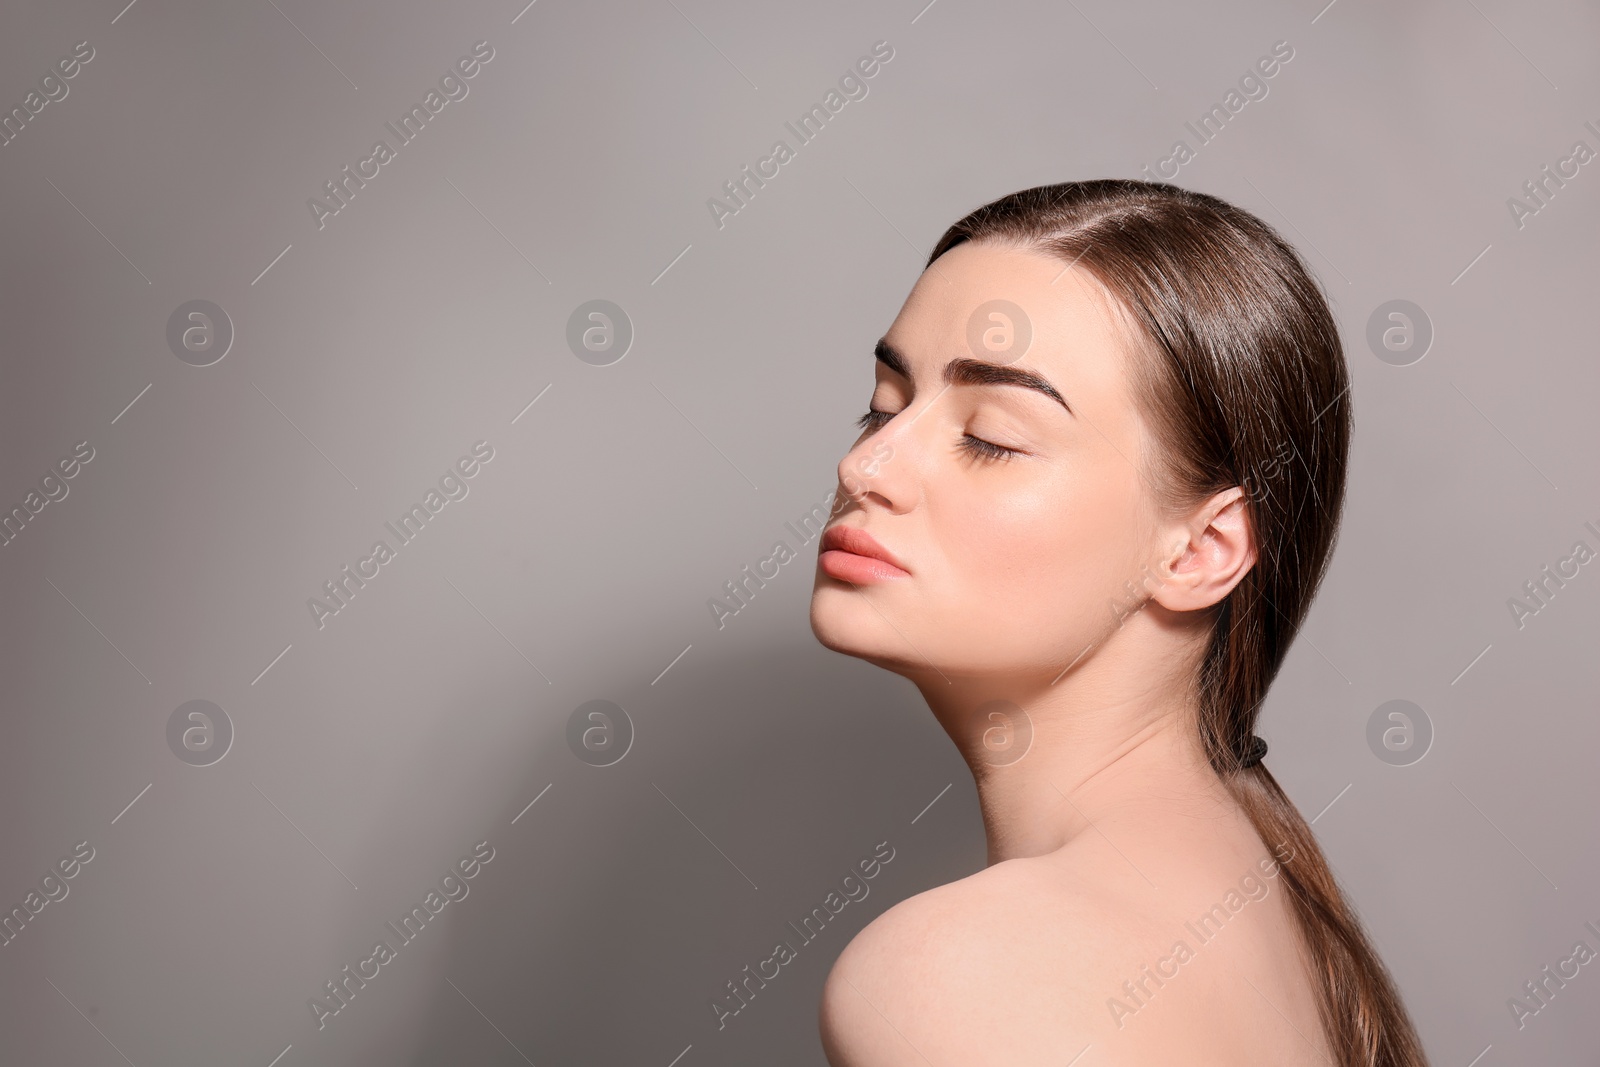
[809,240,1172,682]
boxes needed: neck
[907,617,1233,867]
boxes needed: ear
[1149,487,1257,613]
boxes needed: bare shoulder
[818,858,1138,1066]
[818,837,1326,1066]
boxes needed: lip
[818,524,911,581]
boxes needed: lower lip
[819,550,910,583]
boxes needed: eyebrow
[874,338,1072,415]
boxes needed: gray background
[1,0,1595,1063]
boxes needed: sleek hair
[926,179,1427,1066]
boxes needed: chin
[808,583,861,654]
[808,583,921,673]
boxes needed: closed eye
[855,408,893,433]
[957,433,1018,461]
[855,408,1021,462]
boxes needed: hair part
[926,179,1428,1067]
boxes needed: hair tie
[1239,734,1268,768]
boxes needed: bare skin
[808,241,1336,1065]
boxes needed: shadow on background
[335,633,983,1067]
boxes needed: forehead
[885,240,1142,396]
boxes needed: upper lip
[820,525,910,573]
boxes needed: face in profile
[809,240,1179,685]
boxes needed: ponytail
[1229,764,1430,1065]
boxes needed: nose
[836,430,901,512]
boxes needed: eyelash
[855,408,1020,462]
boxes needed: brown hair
[926,180,1428,1066]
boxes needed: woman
[809,180,1429,1066]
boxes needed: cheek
[940,463,1143,630]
